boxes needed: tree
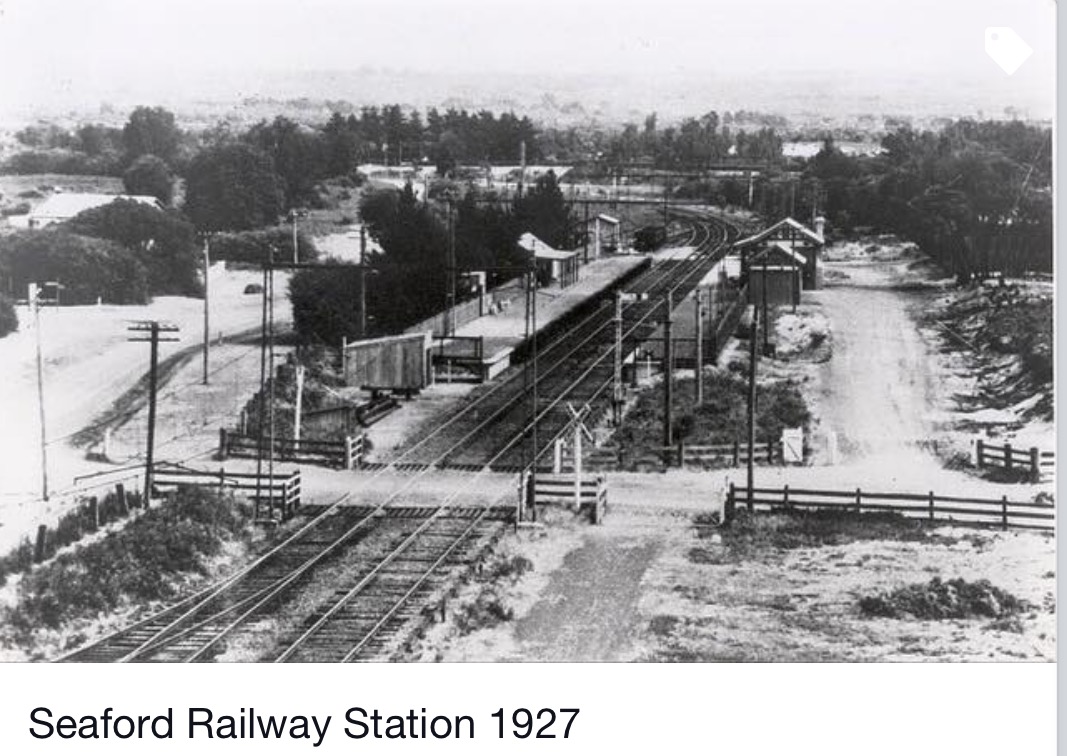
[184,143,284,231]
[123,106,180,164]
[243,117,326,208]
[63,199,201,297]
[123,154,174,204]
[513,170,571,248]
[0,294,17,339]
[0,230,148,305]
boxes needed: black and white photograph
[0,0,1055,664]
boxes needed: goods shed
[735,216,825,289]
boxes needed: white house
[12,193,163,229]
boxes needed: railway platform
[366,254,647,458]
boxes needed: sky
[0,0,1055,119]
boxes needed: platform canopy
[735,217,824,248]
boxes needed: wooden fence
[559,439,783,472]
[531,473,607,524]
[725,483,1054,532]
[153,466,302,521]
[218,429,364,470]
[976,439,1054,483]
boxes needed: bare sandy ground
[0,267,289,550]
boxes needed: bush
[63,199,201,297]
[0,294,17,338]
[0,230,148,305]
[860,577,1030,620]
[4,487,250,631]
[209,227,318,267]
[123,154,174,204]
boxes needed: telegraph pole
[202,237,210,384]
[447,197,456,336]
[762,261,770,353]
[530,263,539,522]
[28,284,49,501]
[359,225,368,338]
[747,305,759,512]
[613,291,624,426]
[128,320,180,500]
[663,290,673,449]
[695,288,704,407]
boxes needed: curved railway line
[58,209,737,663]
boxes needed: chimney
[814,216,826,241]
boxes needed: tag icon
[985,27,1032,75]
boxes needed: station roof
[735,217,823,248]
[518,232,578,260]
[596,213,620,225]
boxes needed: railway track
[388,209,738,471]
[57,209,735,664]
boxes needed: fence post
[855,487,862,514]
[1001,495,1008,530]
[677,438,685,468]
[975,438,985,469]
[733,439,740,467]
[89,496,100,530]
[725,482,736,524]
[767,441,774,464]
[928,491,935,522]
[553,438,563,474]
[218,428,229,460]
[1030,447,1041,483]
[218,467,226,494]
[34,524,47,563]
[1004,442,1013,471]
[783,484,790,510]
[344,436,354,470]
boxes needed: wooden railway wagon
[342,332,433,394]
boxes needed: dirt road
[809,262,946,478]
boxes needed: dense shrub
[209,227,318,267]
[123,154,174,204]
[1,149,122,176]
[860,577,1029,620]
[0,230,148,304]
[4,487,250,631]
[63,199,201,297]
[0,294,17,338]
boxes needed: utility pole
[202,237,210,385]
[583,202,590,264]
[663,289,674,450]
[613,291,624,426]
[128,320,180,500]
[293,365,305,444]
[446,196,456,336]
[289,209,307,264]
[695,288,704,407]
[254,258,269,520]
[518,141,526,198]
[746,304,759,512]
[28,284,49,501]
[359,225,368,338]
[530,263,539,522]
[762,261,770,353]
